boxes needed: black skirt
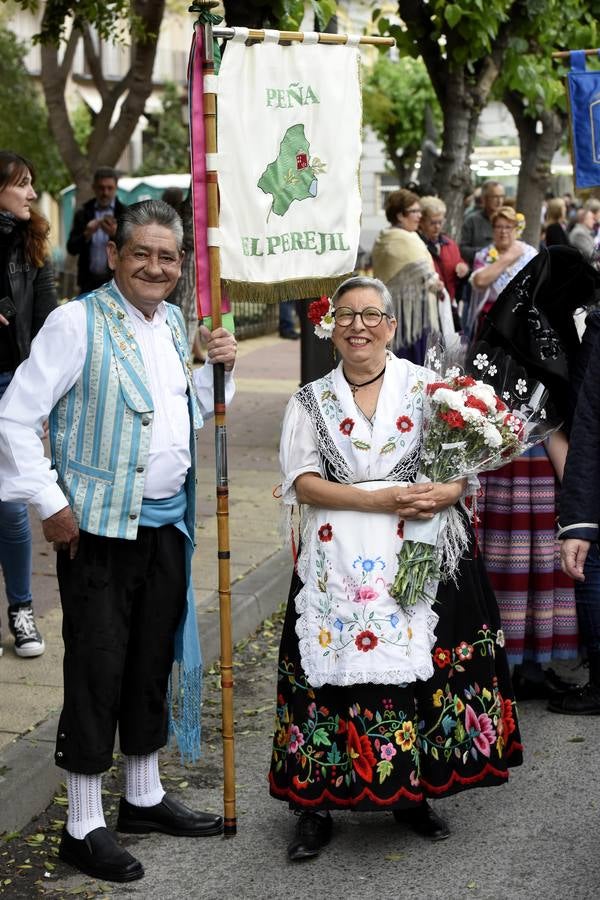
[269,539,523,811]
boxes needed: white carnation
[431,388,466,411]
[482,422,503,448]
[468,384,496,409]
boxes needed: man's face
[483,185,505,217]
[107,224,183,317]
[94,177,117,208]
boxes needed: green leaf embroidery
[312,728,332,747]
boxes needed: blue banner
[567,50,600,189]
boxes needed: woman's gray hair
[331,275,395,318]
[114,199,184,252]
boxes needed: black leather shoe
[287,811,333,861]
[512,665,577,700]
[58,826,144,883]
[393,801,450,841]
[117,794,224,837]
[548,682,600,715]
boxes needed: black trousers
[55,526,186,774]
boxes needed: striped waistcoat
[48,284,202,540]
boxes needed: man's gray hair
[114,200,184,253]
[481,179,502,197]
[331,275,395,318]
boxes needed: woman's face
[420,212,444,242]
[493,216,516,252]
[397,202,422,232]
[331,287,396,367]
[0,168,37,221]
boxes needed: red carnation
[397,519,405,539]
[495,396,508,412]
[464,394,489,415]
[396,415,414,433]
[454,375,476,387]
[318,523,333,542]
[339,417,355,435]
[440,410,466,429]
[425,381,449,395]
[308,296,331,326]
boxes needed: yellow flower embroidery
[432,689,444,707]
[318,629,332,648]
[395,721,416,751]
[454,698,465,715]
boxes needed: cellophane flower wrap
[390,339,558,610]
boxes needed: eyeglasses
[406,207,422,215]
[333,307,392,328]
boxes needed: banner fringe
[222,274,353,303]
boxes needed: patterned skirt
[477,444,578,666]
[269,541,523,811]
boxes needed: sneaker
[8,604,45,657]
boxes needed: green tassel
[222,275,352,303]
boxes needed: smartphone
[0,296,16,320]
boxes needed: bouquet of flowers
[390,340,557,610]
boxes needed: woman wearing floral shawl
[269,276,522,862]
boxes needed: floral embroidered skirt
[269,546,523,811]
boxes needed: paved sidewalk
[0,333,300,833]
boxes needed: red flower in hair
[440,410,466,429]
[339,417,355,435]
[308,296,331,326]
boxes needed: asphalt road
[2,608,600,900]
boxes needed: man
[0,200,236,883]
[67,167,126,293]
[459,180,506,266]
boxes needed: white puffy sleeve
[279,395,323,505]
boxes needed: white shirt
[0,284,235,519]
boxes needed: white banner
[216,41,362,301]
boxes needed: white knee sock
[124,751,165,808]
[66,771,106,840]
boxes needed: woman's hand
[500,241,524,265]
[421,479,466,512]
[371,483,437,518]
[0,314,9,327]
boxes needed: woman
[472,247,587,697]
[419,195,467,330]
[543,198,570,248]
[371,190,451,363]
[467,206,537,340]
[269,275,522,862]
[568,208,596,261]
[0,151,57,657]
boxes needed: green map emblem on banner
[258,123,326,219]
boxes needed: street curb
[0,547,292,835]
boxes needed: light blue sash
[140,489,202,761]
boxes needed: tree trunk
[504,91,565,248]
[434,70,481,239]
[40,0,165,203]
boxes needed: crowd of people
[2,148,600,881]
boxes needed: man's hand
[560,538,590,581]
[199,325,237,372]
[42,506,80,559]
[100,215,117,237]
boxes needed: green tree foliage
[0,23,68,193]
[362,55,441,185]
[221,0,336,30]
[136,83,190,176]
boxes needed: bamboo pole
[192,3,237,837]
[212,26,395,46]
[551,48,600,59]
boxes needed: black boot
[548,652,600,715]
[393,801,450,841]
[287,811,332,861]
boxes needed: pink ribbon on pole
[188,24,211,320]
